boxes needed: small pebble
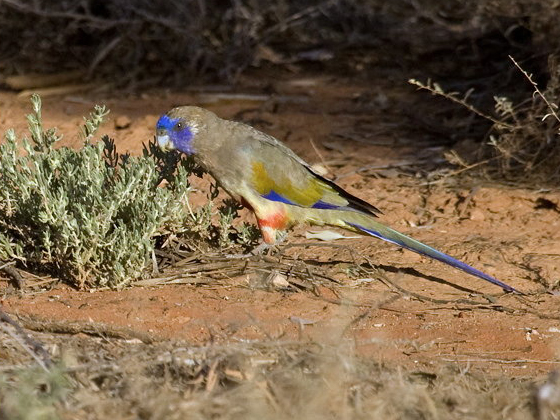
[115,115,132,129]
[469,208,485,221]
[270,273,290,289]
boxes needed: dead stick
[1,263,25,289]
[0,306,51,368]
[15,314,160,344]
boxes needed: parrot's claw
[225,231,287,259]
[250,231,287,255]
[250,242,274,255]
[225,242,277,259]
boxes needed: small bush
[0,95,254,288]
[412,57,560,184]
[481,58,560,183]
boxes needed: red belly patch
[257,210,289,230]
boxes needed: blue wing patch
[311,200,340,210]
[261,190,296,205]
[262,190,344,210]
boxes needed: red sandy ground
[1,68,559,378]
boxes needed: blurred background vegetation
[0,0,557,85]
[1,0,559,183]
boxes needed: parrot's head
[156,106,211,155]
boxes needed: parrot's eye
[175,122,183,130]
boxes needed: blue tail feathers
[347,222,519,293]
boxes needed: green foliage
[0,364,70,420]
[0,95,255,288]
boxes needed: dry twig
[0,306,52,369]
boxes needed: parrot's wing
[246,129,381,217]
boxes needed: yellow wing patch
[252,161,344,207]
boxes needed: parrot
[155,106,519,294]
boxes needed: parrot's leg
[227,206,289,258]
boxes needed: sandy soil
[1,67,559,380]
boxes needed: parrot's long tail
[345,220,520,293]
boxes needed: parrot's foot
[226,232,287,259]
[225,243,277,259]
[226,242,276,259]
[251,231,287,255]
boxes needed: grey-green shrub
[0,95,253,288]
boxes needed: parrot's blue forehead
[156,114,178,131]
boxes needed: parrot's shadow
[375,264,476,294]
[300,258,476,294]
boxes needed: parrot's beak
[157,134,174,150]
